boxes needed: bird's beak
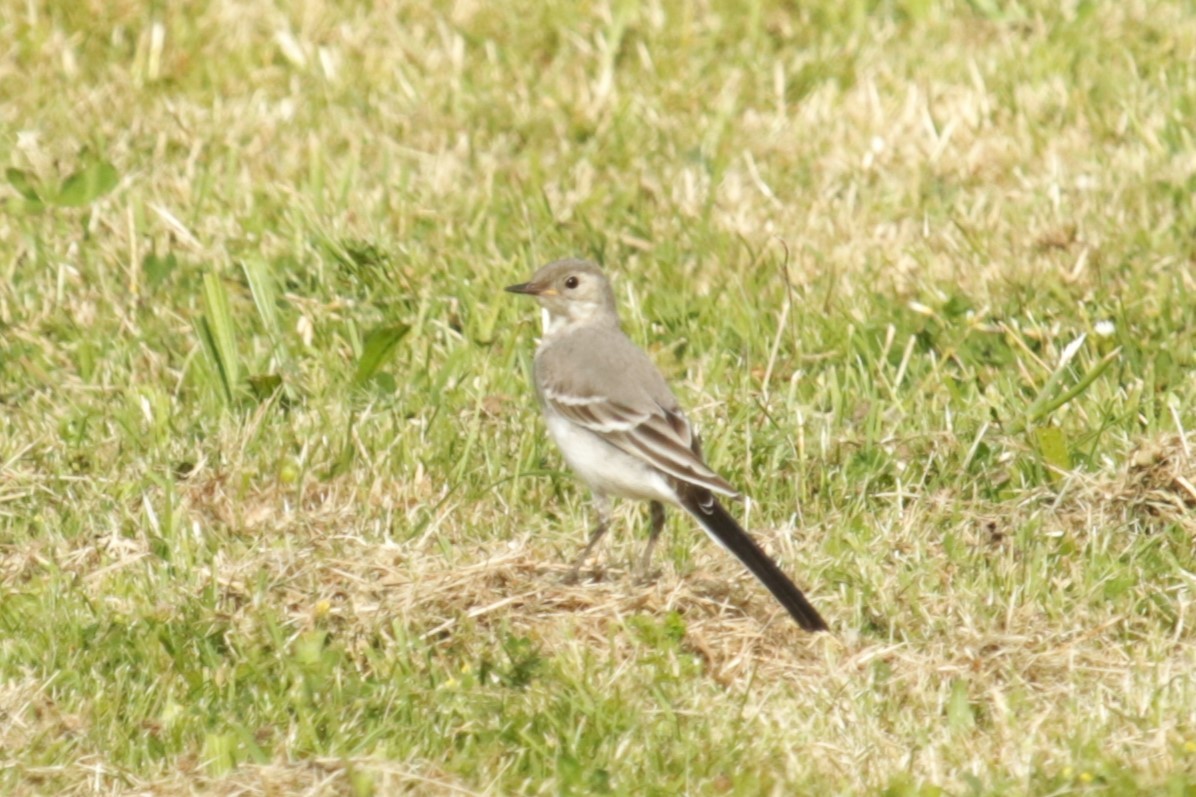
[505,281,557,297]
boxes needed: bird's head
[505,259,618,334]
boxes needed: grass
[2,0,1196,793]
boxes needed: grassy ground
[2,0,1196,793]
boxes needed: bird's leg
[638,501,667,580]
[566,495,611,583]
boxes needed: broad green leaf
[1035,426,1071,477]
[946,679,975,731]
[6,167,41,201]
[292,630,327,667]
[4,196,44,214]
[353,324,409,386]
[55,158,119,207]
[247,373,283,401]
[201,732,237,775]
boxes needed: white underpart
[541,307,580,337]
[544,411,679,506]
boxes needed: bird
[505,258,828,633]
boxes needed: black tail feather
[678,489,828,633]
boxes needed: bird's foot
[634,566,662,586]
[563,564,605,585]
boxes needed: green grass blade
[241,258,283,344]
[1023,334,1087,421]
[1010,337,1118,434]
[199,272,240,404]
[1027,347,1121,426]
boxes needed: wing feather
[533,325,739,498]
[542,384,738,497]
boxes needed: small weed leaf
[353,324,410,387]
[6,167,41,201]
[54,156,119,207]
[201,731,237,775]
[947,679,975,732]
[292,629,328,669]
[247,373,283,402]
[1035,426,1072,479]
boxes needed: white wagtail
[506,259,827,632]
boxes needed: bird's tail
[678,488,828,633]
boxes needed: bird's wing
[536,338,739,498]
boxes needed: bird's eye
[564,276,579,289]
